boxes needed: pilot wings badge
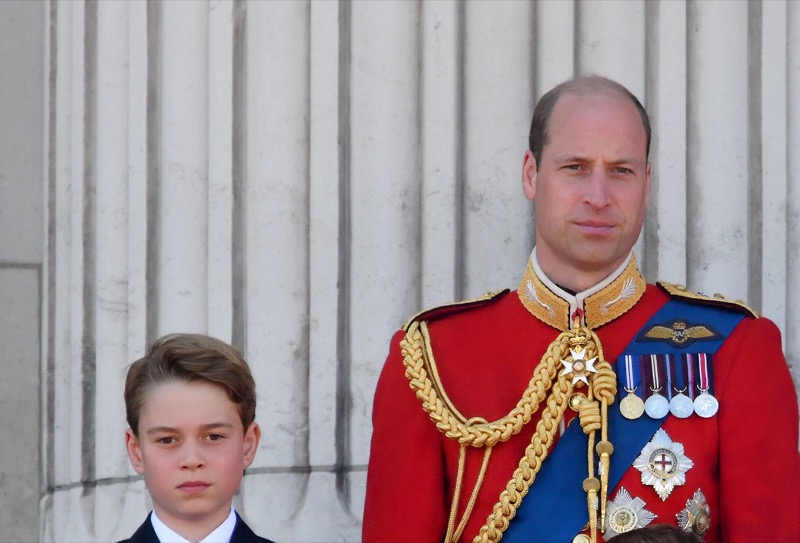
[639,320,720,349]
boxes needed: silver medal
[693,391,719,418]
[669,390,694,419]
[692,353,718,418]
[644,392,669,419]
[643,355,668,419]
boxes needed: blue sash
[502,300,745,542]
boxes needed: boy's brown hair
[610,525,704,543]
[125,333,256,435]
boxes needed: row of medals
[620,387,718,420]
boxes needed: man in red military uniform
[362,76,800,543]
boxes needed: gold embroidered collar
[517,250,646,330]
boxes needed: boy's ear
[125,428,146,475]
[242,422,261,468]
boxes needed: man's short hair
[124,333,257,435]
[528,75,652,168]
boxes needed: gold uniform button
[572,535,591,543]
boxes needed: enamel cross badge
[560,344,598,387]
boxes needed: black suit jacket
[118,511,275,543]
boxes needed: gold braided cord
[578,328,599,543]
[401,321,562,448]
[445,444,469,543]
[445,424,495,543]
[589,344,617,533]
[474,374,572,543]
[453,444,494,542]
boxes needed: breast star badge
[560,343,597,387]
[604,487,657,538]
[676,488,711,536]
[633,428,694,501]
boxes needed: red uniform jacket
[363,277,800,542]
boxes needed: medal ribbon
[684,354,695,399]
[623,354,639,392]
[664,354,674,399]
[649,355,661,394]
[697,353,713,394]
[672,354,686,396]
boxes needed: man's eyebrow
[145,422,235,435]
[607,157,644,166]
[552,154,590,163]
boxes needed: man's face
[125,380,260,538]
[522,91,651,291]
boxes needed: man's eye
[614,167,633,175]
[208,434,225,441]
[157,437,176,445]
[565,164,582,171]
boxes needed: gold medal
[620,388,645,419]
[619,355,644,419]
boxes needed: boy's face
[125,380,260,537]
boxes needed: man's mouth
[575,220,616,234]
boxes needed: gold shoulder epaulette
[402,289,509,331]
[657,281,759,318]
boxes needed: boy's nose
[180,444,206,469]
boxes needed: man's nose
[584,169,612,208]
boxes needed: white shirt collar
[151,508,237,543]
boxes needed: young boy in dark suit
[120,333,274,543]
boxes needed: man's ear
[125,428,145,475]
[242,422,261,468]
[522,150,537,201]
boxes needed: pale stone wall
[0,0,798,541]
[0,1,45,541]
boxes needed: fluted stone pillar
[39,1,800,541]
